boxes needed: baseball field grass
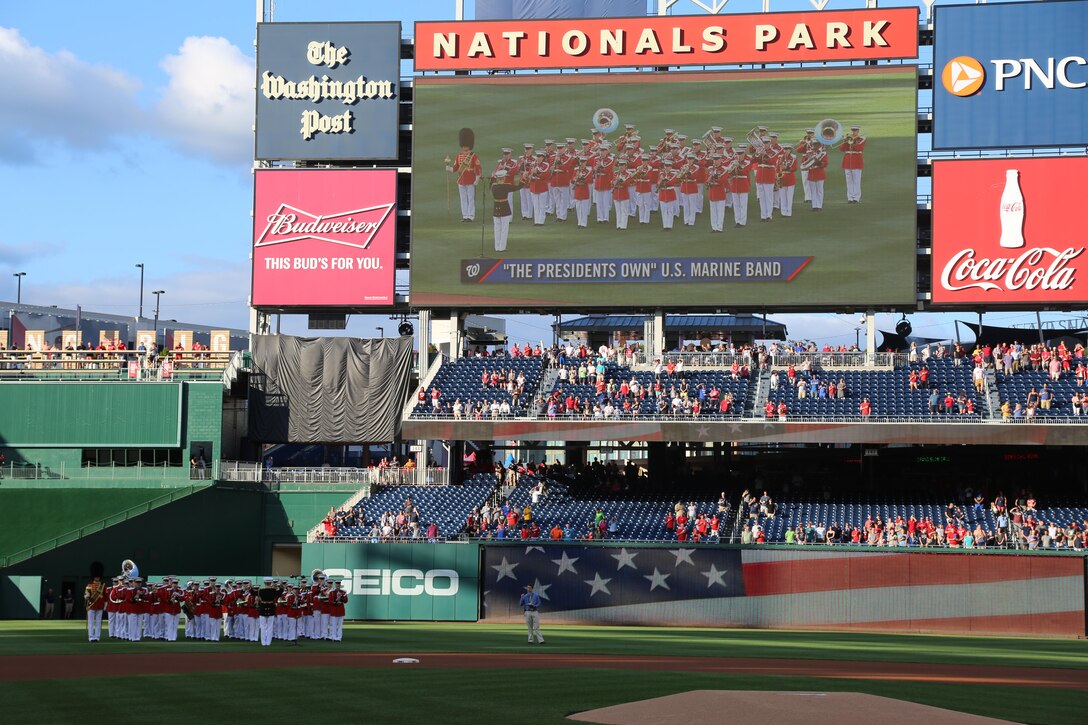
[1,621,1085,724]
[411,66,918,309]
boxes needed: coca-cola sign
[932,158,1088,305]
[252,169,397,307]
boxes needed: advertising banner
[256,22,401,160]
[416,8,919,71]
[302,543,480,621]
[411,66,917,308]
[932,158,1088,305]
[252,169,397,308]
[482,544,744,625]
[934,1,1088,149]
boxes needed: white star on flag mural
[700,564,728,588]
[695,425,711,439]
[525,546,545,554]
[584,572,612,597]
[490,557,518,582]
[610,547,638,571]
[552,551,580,576]
[644,568,671,591]
[668,548,696,567]
[532,578,551,600]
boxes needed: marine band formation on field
[447,122,866,251]
[83,567,348,646]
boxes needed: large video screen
[410,66,917,309]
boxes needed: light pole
[13,272,25,304]
[376,326,384,337]
[855,327,862,349]
[152,290,165,349]
[135,264,145,319]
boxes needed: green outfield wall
[302,543,480,621]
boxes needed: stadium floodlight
[152,290,165,348]
[135,264,145,319]
[12,272,25,305]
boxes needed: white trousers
[494,215,511,251]
[709,200,727,232]
[519,187,533,219]
[574,198,590,227]
[165,613,179,641]
[682,193,700,225]
[731,192,749,226]
[659,199,678,229]
[532,192,549,224]
[636,191,653,223]
[810,180,825,210]
[613,199,630,229]
[109,611,124,639]
[458,183,476,220]
[593,189,612,221]
[776,184,795,217]
[801,170,811,200]
[524,610,543,643]
[845,169,862,201]
[330,616,344,642]
[320,612,331,640]
[184,613,194,638]
[284,617,297,641]
[87,609,103,641]
[259,616,274,646]
[756,182,774,219]
[551,186,569,220]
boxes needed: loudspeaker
[895,319,912,337]
[399,322,414,337]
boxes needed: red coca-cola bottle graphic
[999,169,1025,249]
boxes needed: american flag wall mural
[481,545,1086,636]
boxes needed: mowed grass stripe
[3,622,1085,670]
[0,667,1084,725]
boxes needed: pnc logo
[942,56,985,97]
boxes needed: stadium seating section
[548,362,750,416]
[503,474,725,541]
[411,357,545,418]
[329,477,496,539]
[994,366,1088,418]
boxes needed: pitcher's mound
[568,691,1013,725]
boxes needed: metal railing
[0,350,230,381]
[0,461,195,483]
[217,462,449,486]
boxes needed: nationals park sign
[301,543,480,621]
[415,7,919,71]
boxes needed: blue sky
[0,1,1067,347]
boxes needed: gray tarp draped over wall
[249,335,414,443]
[476,0,646,20]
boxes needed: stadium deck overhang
[555,314,788,341]
[401,418,1088,447]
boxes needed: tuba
[815,118,843,146]
[121,559,139,579]
[745,127,766,154]
[311,568,326,582]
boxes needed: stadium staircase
[747,366,770,417]
[0,483,211,568]
[984,369,1002,419]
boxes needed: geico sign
[323,568,459,596]
[944,55,1087,95]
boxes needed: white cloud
[153,36,254,166]
[0,241,64,268]
[0,26,143,161]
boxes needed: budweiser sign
[256,202,395,250]
[932,158,1088,305]
[251,169,397,307]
